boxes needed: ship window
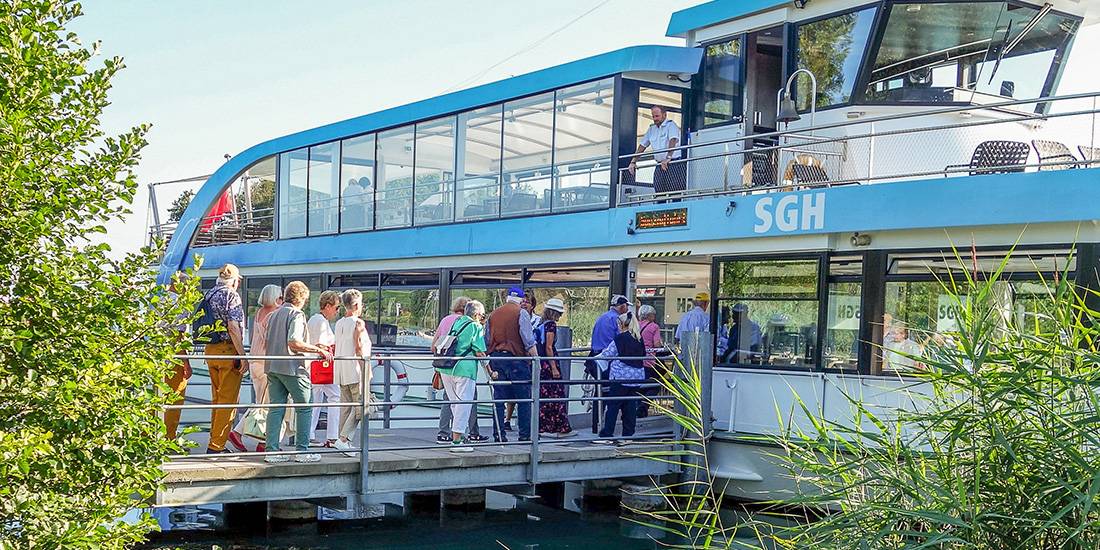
[376,125,415,229]
[824,256,862,372]
[699,38,743,127]
[414,116,457,226]
[340,134,375,233]
[864,2,1078,105]
[794,6,878,110]
[553,78,614,212]
[716,258,819,368]
[456,105,503,221]
[307,141,340,236]
[502,92,555,217]
[278,148,309,238]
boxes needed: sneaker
[227,431,248,452]
[449,438,474,453]
[467,434,489,443]
[592,439,615,445]
[616,439,634,446]
[294,453,321,463]
[542,430,577,439]
[205,447,230,454]
[333,439,357,457]
[264,454,290,464]
[436,433,453,445]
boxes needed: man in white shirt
[628,105,686,194]
[308,290,341,446]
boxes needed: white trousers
[441,373,476,436]
[310,383,340,442]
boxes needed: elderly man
[195,263,247,454]
[485,287,538,443]
[627,105,685,195]
[263,281,333,464]
[586,294,631,433]
[675,291,711,346]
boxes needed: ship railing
[162,333,714,498]
[618,91,1100,205]
[149,207,276,249]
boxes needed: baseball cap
[610,294,630,306]
[545,297,565,313]
[694,291,710,302]
[507,286,525,298]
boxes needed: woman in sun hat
[536,297,574,437]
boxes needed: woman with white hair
[636,304,664,419]
[333,289,372,454]
[435,300,492,452]
[592,311,647,445]
[228,283,282,453]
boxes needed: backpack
[191,288,227,344]
[432,319,474,370]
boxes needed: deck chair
[749,150,777,187]
[1079,145,1100,165]
[1031,140,1078,170]
[944,140,1030,177]
[791,163,830,186]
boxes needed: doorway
[744,25,785,134]
[633,258,712,344]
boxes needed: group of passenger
[173,264,373,464]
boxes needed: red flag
[200,189,233,231]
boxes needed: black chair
[791,163,830,186]
[944,140,1030,177]
[1031,140,1078,170]
[749,150,778,187]
[1079,145,1100,166]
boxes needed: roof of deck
[666,0,791,38]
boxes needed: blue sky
[73,0,699,253]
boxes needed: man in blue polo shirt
[587,294,631,433]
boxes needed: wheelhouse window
[864,2,1078,105]
[376,125,415,229]
[716,258,819,368]
[277,147,309,238]
[552,78,614,212]
[456,105,503,221]
[414,116,457,226]
[502,92,555,217]
[699,38,743,127]
[307,142,339,236]
[340,134,375,232]
[795,6,877,110]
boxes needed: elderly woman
[593,311,647,445]
[636,304,664,419]
[435,300,493,452]
[229,284,283,452]
[333,289,372,454]
[537,298,573,437]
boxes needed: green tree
[166,188,194,222]
[0,1,198,547]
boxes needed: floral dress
[536,320,572,434]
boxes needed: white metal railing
[619,91,1100,205]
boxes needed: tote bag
[432,320,474,370]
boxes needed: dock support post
[268,500,317,523]
[442,488,486,511]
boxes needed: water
[138,488,682,549]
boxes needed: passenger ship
[154,0,1100,499]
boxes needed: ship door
[630,256,713,345]
[743,25,785,135]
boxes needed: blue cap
[507,286,525,298]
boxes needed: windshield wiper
[988,2,1053,84]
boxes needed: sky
[71,1,1100,256]
[72,0,701,255]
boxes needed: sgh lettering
[753,192,826,233]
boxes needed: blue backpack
[191,288,227,344]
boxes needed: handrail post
[357,353,370,504]
[529,355,541,489]
[382,357,392,429]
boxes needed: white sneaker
[616,439,634,446]
[592,439,614,445]
[333,439,356,457]
[264,454,290,464]
[294,453,321,463]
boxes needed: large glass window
[340,134,375,232]
[414,116,456,226]
[456,105,503,221]
[864,2,1078,104]
[716,258,819,368]
[376,125,415,229]
[699,38,743,127]
[553,79,614,212]
[277,148,308,238]
[380,272,439,348]
[795,7,877,110]
[502,92,555,216]
[307,142,339,235]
